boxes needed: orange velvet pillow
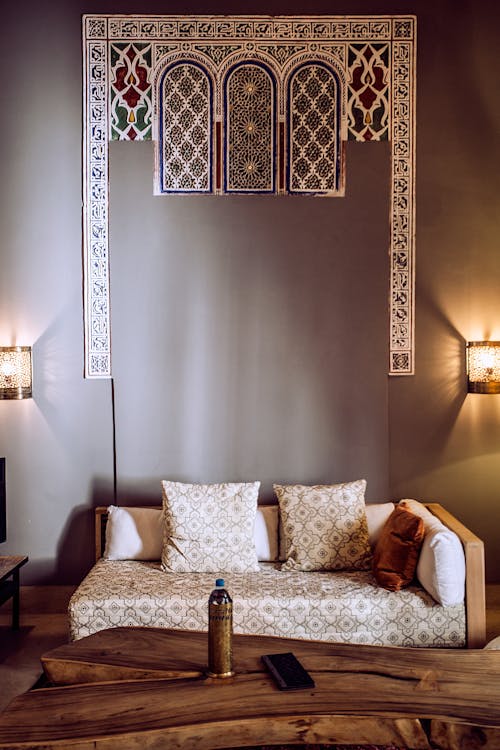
[372,505,425,591]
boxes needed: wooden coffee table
[0,627,499,749]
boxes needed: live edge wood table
[0,628,499,750]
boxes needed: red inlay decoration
[372,65,386,91]
[363,46,373,62]
[350,66,364,92]
[362,128,373,141]
[359,87,377,109]
[136,65,149,92]
[123,86,141,108]
[115,66,127,91]
[127,126,137,140]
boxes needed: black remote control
[261,652,315,691]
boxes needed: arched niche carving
[157,62,213,193]
[287,62,343,195]
[224,62,277,193]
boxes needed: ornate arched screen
[83,15,416,378]
[158,62,213,193]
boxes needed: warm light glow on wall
[0,346,32,399]
[467,341,500,394]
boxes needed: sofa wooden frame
[94,502,486,649]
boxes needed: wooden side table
[0,555,28,629]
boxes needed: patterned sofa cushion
[68,559,466,647]
[161,480,261,573]
[275,479,372,572]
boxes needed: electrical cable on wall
[111,378,117,505]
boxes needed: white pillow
[254,505,279,562]
[399,499,465,606]
[485,636,500,650]
[161,480,260,573]
[104,506,163,561]
[364,502,395,548]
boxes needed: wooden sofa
[67,502,486,649]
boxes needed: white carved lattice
[288,64,341,194]
[225,64,275,193]
[159,63,212,193]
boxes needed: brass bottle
[207,579,234,678]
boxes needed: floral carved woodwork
[83,15,416,377]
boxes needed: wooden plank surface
[0,556,28,581]
[0,674,432,749]
[1,628,499,749]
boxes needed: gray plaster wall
[1,0,499,584]
[109,140,389,503]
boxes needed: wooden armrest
[425,503,486,649]
[95,507,109,562]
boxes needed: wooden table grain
[0,555,28,629]
[0,627,499,749]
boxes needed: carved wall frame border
[82,14,416,378]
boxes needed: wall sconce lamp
[467,341,500,394]
[0,346,32,399]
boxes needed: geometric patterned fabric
[274,480,372,572]
[68,559,466,647]
[160,480,260,573]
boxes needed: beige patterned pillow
[274,479,372,572]
[161,480,260,573]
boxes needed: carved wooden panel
[83,15,416,377]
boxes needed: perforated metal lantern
[467,341,500,394]
[0,347,32,399]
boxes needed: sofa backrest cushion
[104,506,163,561]
[102,500,462,600]
[103,502,396,563]
[372,505,425,591]
[255,505,280,561]
[399,499,466,606]
[364,502,395,548]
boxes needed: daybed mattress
[68,560,466,647]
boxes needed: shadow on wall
[390,282,500,490]
[115,478,278,507]
[51,478,116,583]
